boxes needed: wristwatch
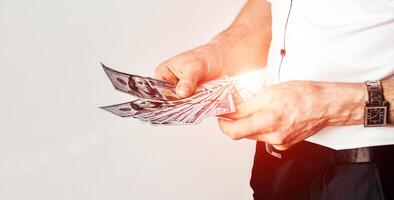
[364,81,389,127]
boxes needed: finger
[246,132,287,146]
[245,134,265,141]
[271,124,325,151]
[176,65,204,98]
[154,64,179,84]
[224,90,271,120]
[218,110,275,140]
[272,144,290,151]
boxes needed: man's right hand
[154,45,222,98]
[154,0,272,99]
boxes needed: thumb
[224,87,272,119]
[176,67,203,98]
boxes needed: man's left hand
[218,81,365,150]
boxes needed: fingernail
[218,117,234,122]
[177,83,190,97]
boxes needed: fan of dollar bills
[100,63,254,125]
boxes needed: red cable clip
[280,49,286,57]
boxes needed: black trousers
[250,141,394,200]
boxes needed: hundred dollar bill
[102,63,179,101]
[100,63,253,125]
[100,99,172,118]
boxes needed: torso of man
[266,0,394,150]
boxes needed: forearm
[201,0,272,77]
[322,80,394,126]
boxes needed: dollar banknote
[100,63,253,125]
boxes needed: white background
[0,0,257,199]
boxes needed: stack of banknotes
[100,63,254,125]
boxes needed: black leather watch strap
[364,80,388,127]
[366,81,385,105]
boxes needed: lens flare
[232,68,266,94]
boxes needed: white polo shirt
[265,0,394,150]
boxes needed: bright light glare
[232,68,266,94]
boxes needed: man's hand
[154,45,222,98]
[218,81,367,150]
[154,0,272,98]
